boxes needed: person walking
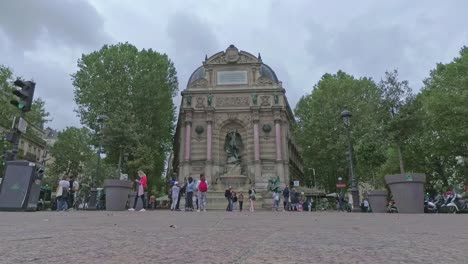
[248,187,256,212]
[128,170,147,212]
[171,182,180,211]
[56,175,70,211]
[197,174,208,212]
[185,177,195,211]
[238,192,244,212]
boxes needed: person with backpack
[128,170,147,212]
[56,175,70,211]
[197,174,208,212]
[68,176,79,209]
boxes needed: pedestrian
[197,174,208,212]
[232,192,238,211]
[282,186,290,211]
[149,195,156,210]
[248,187,256,212]
[273,191,280,211]
[225,187,232,211]
[128,170,147,212]
[193,178,199,210]
[238,192,244,212]
[171,182,180,211]
[68,176,79,209]
[176,179,185,211]
[185,177,195,211]
[56,175,70,211]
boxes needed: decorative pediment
[189,78,208,88]
[206,45,259,65]
[254,76,276,86]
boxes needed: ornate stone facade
[169,45,303,209]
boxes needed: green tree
[377,69,418,174]
[48,127,94,181]
[414,46,468,191]
[72,43,178,193]
[295,71,386,191]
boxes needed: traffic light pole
[9,112,25,161]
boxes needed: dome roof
[259,64,279,83]
[187,66,205,87]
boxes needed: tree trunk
[397,144,405,174]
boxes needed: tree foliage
[72,43,178,194]
[48,127,94,180]
[295,71,386,191]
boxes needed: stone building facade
[170,45,303,207]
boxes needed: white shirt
[59,180,70,189]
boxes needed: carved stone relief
[189,78,208,88]
[196,97,205,108]
[260,96,271,106]
[254,76,275,86]
[216,97,249,107]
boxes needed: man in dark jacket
[225,187,232,211]
[283,186,290,210]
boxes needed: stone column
[182,110,192,178]
[205,109,214,183]
[275,121,282,160]
[252,109,261,184]
[274,110,285,184]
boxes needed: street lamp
[88,114,108,210]
[341,108,360,212]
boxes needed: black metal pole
[345,125,360,212]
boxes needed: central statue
[224,129,242,164]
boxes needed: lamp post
[88,114,108,210]
[341,108,360,212]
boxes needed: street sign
[293,181,299,187]
[336,183,346,188]
[17,118,28,134]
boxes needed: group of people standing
[170,174,209,212]
[55,175,79,211]
[225,186,256,212]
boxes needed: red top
[141,175,147,189]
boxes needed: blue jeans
[133,193,146,209]
[57,197,68,211]
[274,200,280,210]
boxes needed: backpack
[61,187,69,199]
[199,180,208,192]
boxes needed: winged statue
[224,129,242,164]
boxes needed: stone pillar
[182,110,192,178]
[252,109,261,184]
[205,109,214,182]
[275,121,282,160]
[274,110,285,184]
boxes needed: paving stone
[0,211,466,263]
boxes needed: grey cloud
[303,2,468,90]
[166,12,221,90]
[0,0,110,50]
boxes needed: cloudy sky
[0,0,466,130]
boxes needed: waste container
[385,174,426,213]
[103,179,132,211]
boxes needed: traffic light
[10,80,35,112]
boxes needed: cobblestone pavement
[0,210,466,264]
